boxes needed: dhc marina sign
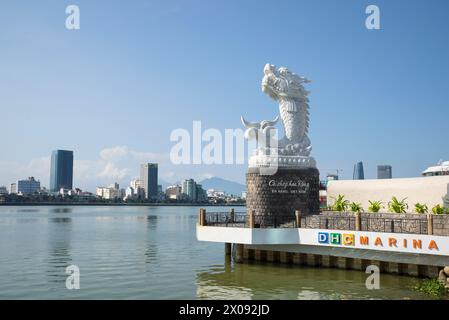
[317,231,440,254]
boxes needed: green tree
[414,203,428,214]
[388,197,408,213]
[368,200,383,213]
[331,194,349,212]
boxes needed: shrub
[350,202,363,213]
[388,197,408,213]
[432,204,445,215]
[331,195,349,212]
[368,200,383,213]
[414,203,428,214]
[414,278,447,296]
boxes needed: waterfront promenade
[197,209,449,279]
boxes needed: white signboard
[197,226,449,257]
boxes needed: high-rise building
[140,163,158,200]
[353,161,365,180]
[10,183,17,194]
[377,165,392,179]
[17,177,40,195]
[50,150,74,192]
[195,184,207,202]
[182,179,197,201]
[0,186,8,195]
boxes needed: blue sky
[1,0,448,191]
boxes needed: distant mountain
[199,177,246,196]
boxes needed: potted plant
[368,200,383,213]
[388,197,408,213]
[414,203,428,214]
[331,194,349,212]
[350,202,363,214]
[432,204,445,215]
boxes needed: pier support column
[255,250,266,261]
[417,265,440,278]
[225,243,232,256]
[266,251,280,262]
[243,246,250,260]
[352,258,363,270]
[280,252,292,264]
[386,262,399,274]
[235,244,244,263]
[306,254,320,266]
[337,257,350,269]
[292,253,302,265]
[407,264,419,277]
[398,263,408,275]
[426,266,440,278]
[321,256,331,268]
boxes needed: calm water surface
[0,205,438,299]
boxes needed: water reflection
[46,216,72,285]
[51,208,72,214]
[145,215,158,264]
[196,258,432,300]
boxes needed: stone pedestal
[246,167,320,223]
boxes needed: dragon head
[261,63,310,101]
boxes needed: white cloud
[98,163,129,180]
[99,146,130,161]
[0,146,246,191]
[0,146,168,191]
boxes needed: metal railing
[204,212,247,227]
[202,210,429,235]
[203,212,298,228]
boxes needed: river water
[0,205,439,299]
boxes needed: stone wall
[303,211,432,235]
[433,215,449,236]
[246,167,320,217]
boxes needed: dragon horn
[270,115,279,125]
[241,116,260,129]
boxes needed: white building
[130,180,145,198]
[327,175,449,211]
[422,160,449,177]
[124,187,134,200]
[96,183,121,200]
[10,183,17,194]
[166,185,182,200]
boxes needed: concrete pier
[226,244,444,278]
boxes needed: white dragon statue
[241,63,315,168]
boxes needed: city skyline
[1,1,449,190]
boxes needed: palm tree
[331,194,349,212]
[414,203,428,214]
[388,197,408,213]
[368,200,383,213]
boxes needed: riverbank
[0,202,246,207]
